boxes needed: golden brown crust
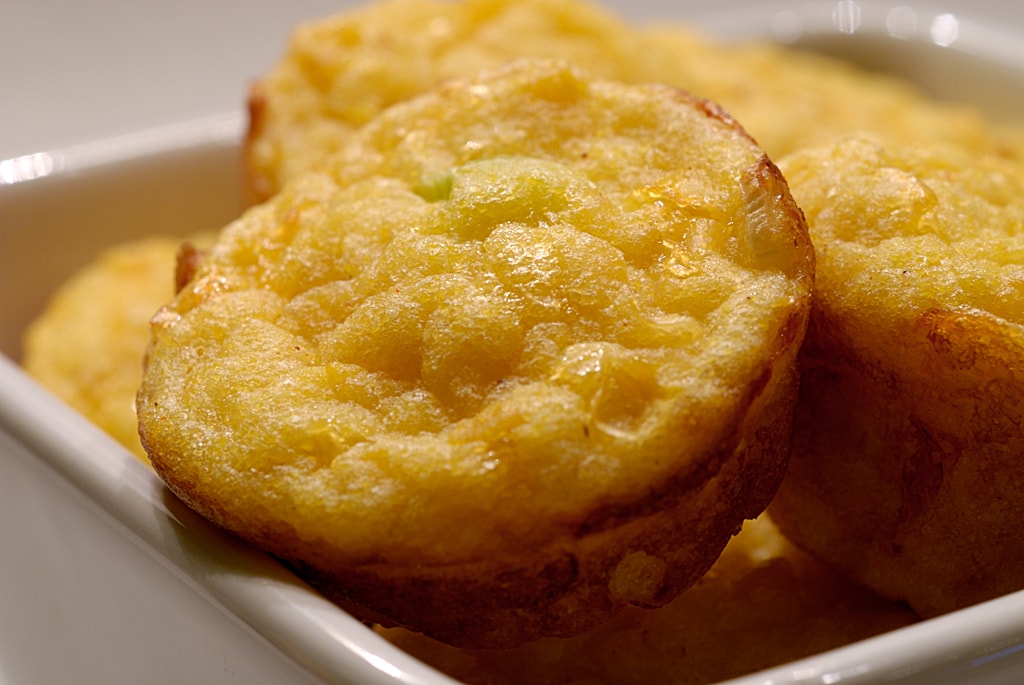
[378,515,918,685]
[243,83,273,203]
[173,242,206,294]
[140,60,813,647]
[770,139,1024,617]
[773,304,1024,617]
[285,333,802,647]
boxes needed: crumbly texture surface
[22,237,195,461]
[245,0,669,200]
[139,60,813,647]
[770,138,1024,617]
[245,0,1018,200]
[379,514,917,685]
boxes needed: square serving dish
[3,3,1024,684]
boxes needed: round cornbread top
[140,59,811,583]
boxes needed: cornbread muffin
[245,0,1015,201]
[22,236,204,462]
[380,514,917,685]
[245,0,666,200]
[770,138,1024,618]
[139,60,814,647]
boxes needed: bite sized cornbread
[770,138,1024,618]
[22,236,206,462]
[379,515,917,685]
[245,0,665,200]
[138,60,813,648]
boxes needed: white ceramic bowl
[0,114,466,685]
[3,3,1024,684]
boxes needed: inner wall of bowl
[791,31,1024,122]
[695,2,1024,121]
[0,136,244,362]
